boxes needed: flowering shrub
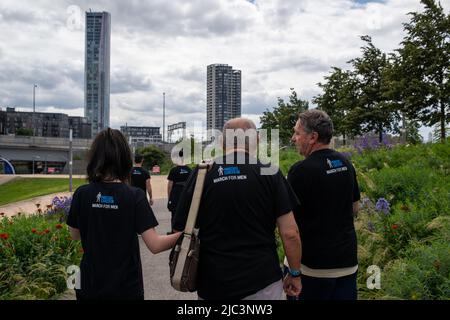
[0,208,82,299]
[280,141,449,299]
[354,134,392,153]
[47,196,72,222]
[352,142,449,300]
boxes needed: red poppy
[0,212,5,216]
[44,229,50,234]
[55,224,63,230]
[37,209,42,214]
[36,203,41,208]
[392,224,399,230]
[32,229,37,233]
[0,233,9,240]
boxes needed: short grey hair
[298,109,333,144]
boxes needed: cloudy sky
[0,0,448,139]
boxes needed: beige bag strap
[184,163,209,234]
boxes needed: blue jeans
[283,266,357,300]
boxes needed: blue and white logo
[327,158,343,169]
[223,167,241,175]
[96,192,115,204]
[93,192,118,209]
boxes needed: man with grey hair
[287,109,360,300]
[173,117,302,300]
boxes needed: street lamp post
[69,128,73,192]
[32,84,37,138]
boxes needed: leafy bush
[0,199,82,300]
[280,141,449,300]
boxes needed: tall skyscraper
[207,64,241,135]
[84,11,111,137]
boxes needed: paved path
[0,175,16,186]
[140,199,196,300]
[0,192,73,217]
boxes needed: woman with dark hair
[67,128,181,300]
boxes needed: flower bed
[0,197,82,300]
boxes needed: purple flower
[48,196,72,218]
[375,198,390,215]
[342,152,353,159]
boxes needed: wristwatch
[288,268,301,277]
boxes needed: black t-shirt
[287,149,360,269]
[173,152,299,300]
[167,165,192,212]
[66,182,158,299]
[130,167,150,193]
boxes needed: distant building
[0,109,6,135]
[68,116,93,139]
[85,11,111,137]
[120,125,162,149]
[206,64,242,136]
[0,107,91,139]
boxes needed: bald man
[173,118,302,300]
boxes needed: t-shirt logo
[218,166,224,176]
[180,169,189,174]
[224,167,240,175]
[327,158,343,169]
[326,158,348,175]
[93,192,118,209]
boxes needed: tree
[260,89,309,145]
[16,127,33,136]
[349,36,401,142]
[135,145,169,169]
[313,67,359,145]
[395,0,449,141]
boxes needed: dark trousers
[284,267,357,300]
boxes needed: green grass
[0,178,87,206]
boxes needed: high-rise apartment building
[206,64,241,134]
[85,11,111,137]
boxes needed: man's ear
[310,131,319,144]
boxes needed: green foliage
[314,0,449,142]
[0,213,82,300]
[135,145,171,174]
[16,128,33,136]
[314,67,359,143]
[260,88,309,146]
[279,141,449,300]
[350,36,401,142]
[393,0,450,141]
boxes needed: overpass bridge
[0,135,92,174]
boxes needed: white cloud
[0,0,448,134]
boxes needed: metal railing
[0,135,92,149]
